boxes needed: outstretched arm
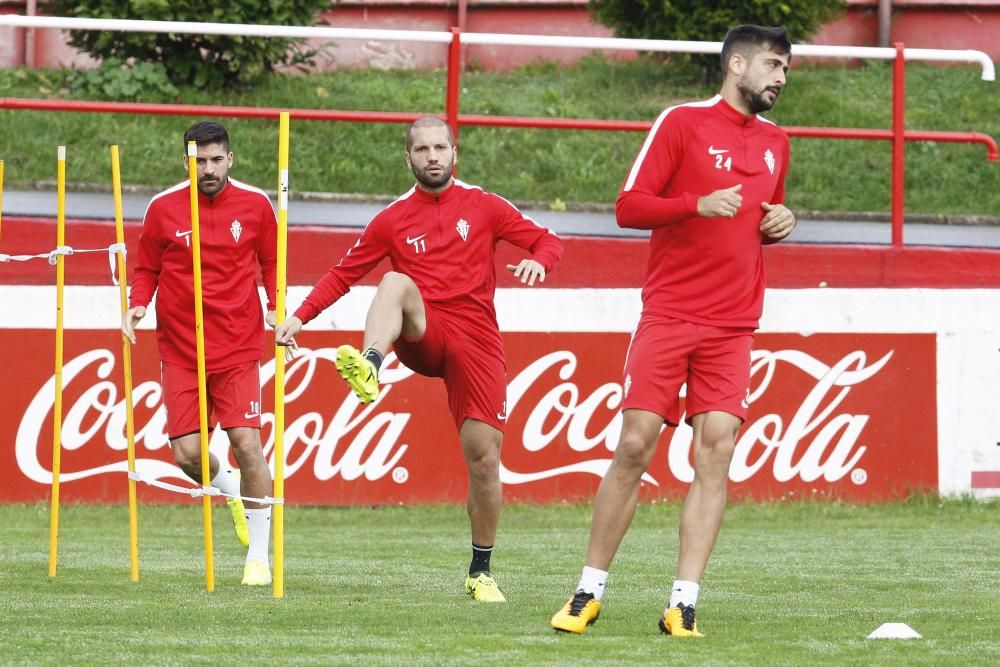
[491,194,564,284]
[288,215,390,329]
[505,259,546,286]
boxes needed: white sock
[576,566,608,601]
[669,579,700,608]
[210,467,240,496]
[245,507,271,564]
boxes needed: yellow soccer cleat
[551,591,601,634]
[465,572,507,603]
[335,345,380,403]
[659,603,704,637]
[226,474,249,547]
[241,559,272,586]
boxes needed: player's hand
[122,306,146,344]
[759,202,796,240]
[275,316,302,346]
[507,259,546,286]
[697,184,743,218]
[269,311,300,361]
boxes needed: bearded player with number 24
[551,24,796,637]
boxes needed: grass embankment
[1,57,998,216]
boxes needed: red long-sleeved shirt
[617,95,790,328]
[295,180,563,330]
[130,178,278,370]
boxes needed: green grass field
[1,500,998,665]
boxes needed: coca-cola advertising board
[1,324,937,504]
[3,218,998,501]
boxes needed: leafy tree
[48,0,332,88]
[589,0,847,80]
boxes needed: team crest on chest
[764,149,775,175]
[456,218,469,241]
[230,219,243,242]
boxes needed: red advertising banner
[0,330,937,504]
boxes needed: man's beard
[412,160,453,189]
[739,79,780,114]
[198,176,227,196]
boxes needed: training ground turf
[1,500,997,665]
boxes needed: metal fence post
[447,27,462,146]
[892,42,906,246]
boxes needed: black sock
[362,347,384,370]
[469,543,493,576]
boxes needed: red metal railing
[1,31,996,246]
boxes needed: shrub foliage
[589,0,846,79]
[48,0,331,88]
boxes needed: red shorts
[393,302,507,432]
[160,360,262,439]
[622,313,753,426]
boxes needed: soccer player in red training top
[122,121,279,586]
[551,25,797,635]
[274,117,563,602]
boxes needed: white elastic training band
[0,243,127,286]
[0,250,59,263]
[47,245,74,265]
[128,471,283,504]
[108,243,127,286]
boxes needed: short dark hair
[406,117,455,150]
[720,25,791,74]
[183,121,230,152]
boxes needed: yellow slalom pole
[111,146,140,582]
[273,111,290,599]
[188,141,214,592]
[48,146,66,579]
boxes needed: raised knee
[379,271,415,293]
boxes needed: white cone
[867,623,922,639]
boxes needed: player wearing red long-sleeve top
[553,26,797,637]
[129,176,278,371]
[293,179,560,334]
[277,117,563,603]
[617,92,789,328]
[122,122,277,587]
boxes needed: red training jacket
[130,178,278,371]
[295,180,563,331]
[617,95,790,328]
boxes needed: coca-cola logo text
[16,345,892,491]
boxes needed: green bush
[65,58,179,100]
[47,0,331,89]
[588,0,846,80]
